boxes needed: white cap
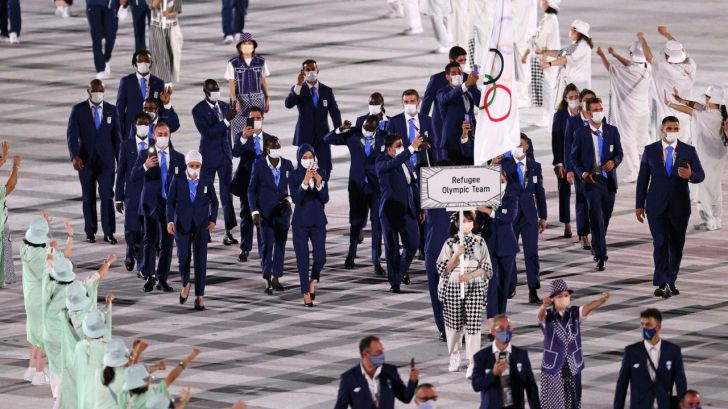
[65,281,91,312]
[123,364,149,391]
[571,19,590,38]
[103,338,130,367]
[146,393,173,409]
[50,257,76,282]
[25,217,49,245]
[663,40,686,63]
[546,0,561,9]
[629,41,647,63]
[82,309,107,339]
[704,86,726,105]
[185,150,203,165]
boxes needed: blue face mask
[495,330,513,345]
[642,327,658,341]
[369,353,385,367]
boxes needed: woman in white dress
[536,19,593,110]
[668,86,728,231]
[522,0,561,125]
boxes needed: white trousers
[430,15,452,48]
[446,327,481,362]
[169,24,183,83]
[389,0,423,30]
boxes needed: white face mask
[208,91,221,102]
[664,131,679,143]
[253,120,263,131]
[137,62,150,75]
[146,111,158,123]
[395,146,405,156]
[368,105,382,115]
[155,137,169,149]
[305,71,318,83]
[268,148,281,159]
[514,146,525,159]
[136,125,149,138]
[462,221,474,235]
[451,75,463,87]
[90,92,104,104]
[301,158,314,168]
[404,104,418,116]
[240,44,254,55]
[362,129,375,138]
[459,63,467,73]
[187,167,200,179]
[567,99,580,109]
[591,112,604,123]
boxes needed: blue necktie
[139,141,146,152]
[311,86,318,107]
[270,165,280,187]
[93,106,101,130]
[665,146,674,176]
[149,123,154,139]
[160,151,168,199]
[140,77,147,100]
[379,119,388,131]
[364,136,372,157]
[212,105,221,122]
[408,118,418,166]
[254,136,261,157]
[189,180,197,202]
[517,162,525,188]
[596,129,607,178]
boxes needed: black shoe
[390,285,401,294]
[222,231,239,246]
[156,281,174,292]
[374,264,385,276]
[438,332,447,342]
[402,274,411,285]
[179,288,189,304]
[143,277,155,293]
[580,236,591,250]
[596,259,605,271]
[86,235,96,243]
[271,277,284,292]
[208,235,212,243]
[310,292,316,301]
[668,283,680,296]
[344,255,355,270]
[264,278,273,295]
[124,256,134,272]
[508,285,517,299]
[238,250,249,262]
[193,299,205,311]
[654,285,671,299]
[104,235,117,245]
[528,289,541,304]
[563,231,573,239]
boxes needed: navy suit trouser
[129,3,150,51]
[584,180,615,262]
[292,225,326,294]
[141,205,174,282]
[202,164,237,230]
[514,216,540,290]
[574,178,591,237]
[259,218,288,279]
[557,175,571,224]
[648,210,689,287]
[238,193,259,253]
[221,0,248,36]
[348,188,382,266]
[486,254,516,318]
[424,251,445,333]
[79,160,116,237]
[86,5,118,73]
[0,0,19,36]
[175,223,209,296]
[381,211,419,286]
[123,198,144,269]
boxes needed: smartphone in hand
[246,117,255,128]
[410,358,415,368]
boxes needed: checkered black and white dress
[436,235,492,335]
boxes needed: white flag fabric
[474,0,521,165]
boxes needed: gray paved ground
[1,0,727,408]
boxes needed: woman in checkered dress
[436,211,492,379]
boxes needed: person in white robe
[388,0,424,35]
[512,0,538,108]
[522,0,560,126]
[597,42,651,183]
[420,0,453,53]
[448,0,472,60]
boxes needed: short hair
[490,314,509,330]
[444,61,461,74]
[402,89,420,100]
[384,133,402,148]
[135,113,152,123]
[579,88,595,102]
[662,115,680,125]
[586,97,603,110]
[681,389,700,403]
[143,97,159,109]
[449,46,467,60]
[415,383,435,394]
[203,79,218,90]
[359,335,380,355]
[302,59,318,69]
[640,308,663,323]
[545,6,558,14]
[154,121,170,132]
[520,132,529,142]
[363,115,380,128]
[248,106,264,118]
[131,49,151,67]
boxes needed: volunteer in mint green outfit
[74,300,113,409]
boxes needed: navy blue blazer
[472,345,541,409]
[424,208,450,256]
[386,112,434,167]
[325,127,384,194]
[284,82,342,146]
[115,137,154,204]
[333,363,417,409]
[563,114,608,173]
[435,83,481,150]
[132,147,185,218]
[192,100,232,169]
[501,157,547,222]
[230,131,271,197]
[247,157,294,221]
[289,162,329,228]
[166,176,219,234]
[67,101,121,166]
[636,140,704,216]
[614,340,687,409]
[421,71,470,149]
[116,73,165,138]
[570,123,624,193]
[376,149,419,220]
[478,193,519,257]
[552,109,571,166]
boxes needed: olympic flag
[473,0,521,165]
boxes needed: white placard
[420,165,502,210]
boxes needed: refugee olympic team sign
[420,166,502,211]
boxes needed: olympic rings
[482,48,505,85]
[483,84,512,122]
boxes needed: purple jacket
[539,305,584,376]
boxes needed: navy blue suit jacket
[552,109,571,166]
[424,208,450,256]
[115,137,153,204]
[289,167,329,227]
[333,363,417,409]
[501,157,547,222]
[436,83,481,150]
[570,123,624,193]
[635,141,704,216]
[386,113,434,167]
[192,100,232,169]
[324,127,384,194]
[116,73,165,138]
[422,71,470,149]
[230,131,271,197]
[284,82,342,146]
[614,340,687,409]
[479,193,519,257]
[166,176,219,234]
[247,157,294,221]
[132,147,185,218]
[563,114,607,173]
[472,345,541,409]
[376,149,419,220]
[67,101,121,166]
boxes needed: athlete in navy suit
[386,90,434,169]
[636,116,704,298]
[284,59,342,176]
[127,0,150,51]
[552,84,581,239]
[436,62,481,165]
[116,50,165,138]
[355,92,390,133]
[67,80,121,244]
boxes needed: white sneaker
[223,35,234,44]
[234,33,241,42]
[465,362,474,379]
[23,367,34,382]
[31,370,49,386]
[104,62,111,76]
[706,219,719,231]
[9,32,19,44]
[55,6,63,17]
[96,71,111,80]
[448,351,461,372]
[61,7,71,18]
[401,27,424,36]
[435,46,449,54]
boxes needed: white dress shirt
[360,364,382,404]
[401,145,417,185]
[661,139,677,168]
[644,339,662,380]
